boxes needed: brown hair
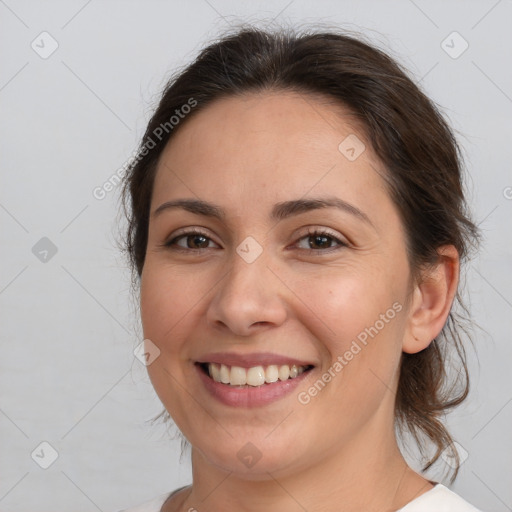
[123,25,479,482]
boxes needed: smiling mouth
[196,362,314,387]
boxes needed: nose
[206,249,288,337]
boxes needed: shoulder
[399,484,483,512]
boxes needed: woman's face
[140,92,414,477]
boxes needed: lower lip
[195,364,312,407]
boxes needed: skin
[139,91,459,512]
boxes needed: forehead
[152,91,392,222]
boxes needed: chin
[192,434,307,479]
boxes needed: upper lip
[195,352,315,368]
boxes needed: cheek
[140,262,205,342]
[288,270,405,441]
[301,268,396,328]
[139,264,201,412]
[293,268,405,372]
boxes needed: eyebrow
[153,196,374,227]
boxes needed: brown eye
[308,234,334,250]
[185,234,210,249]
[165,230,219,251]
[295,229,347,252]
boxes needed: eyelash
[163,227,348,255]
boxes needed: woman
[119,26,482,511]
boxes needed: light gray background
[1,1,511,511]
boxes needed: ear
[402,245,459,354]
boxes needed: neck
[173,424,432,512]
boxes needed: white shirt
[398,483,482,511]
[118,483,483,511]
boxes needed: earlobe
[402,245,460,354]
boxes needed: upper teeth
[208,363,307,387]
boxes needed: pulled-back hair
[123,25,479,482]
